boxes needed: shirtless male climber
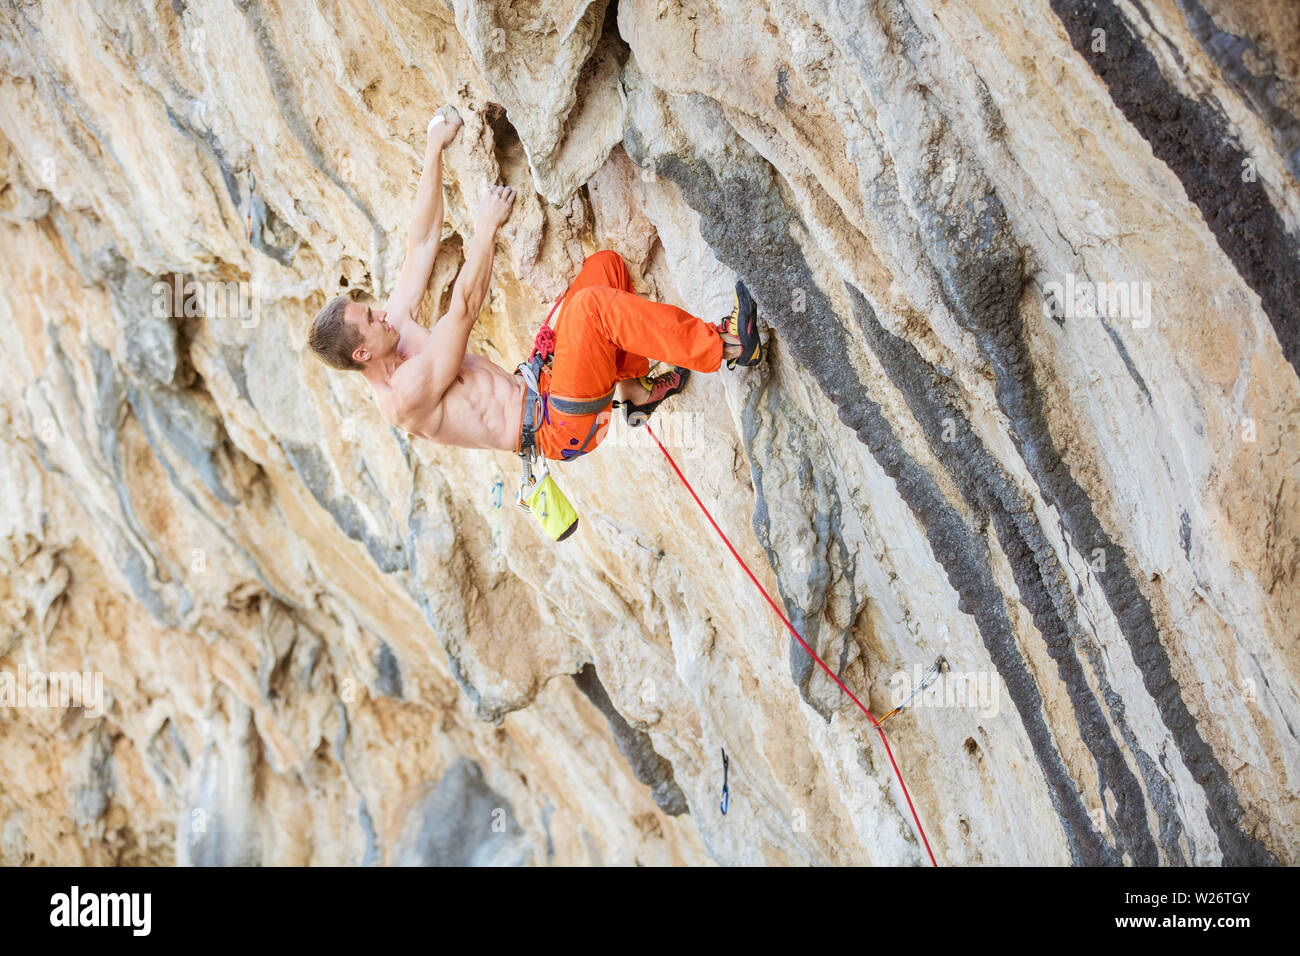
[306,109,764,466]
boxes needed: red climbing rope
[528,293,565,364]
[644,422,940,867]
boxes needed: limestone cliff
[1,0,1297,866]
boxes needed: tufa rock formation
[0,0,1297,865]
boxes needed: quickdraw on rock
[719,749,729,815]
[876,656,948,726]
[245,169,256,242]
[488,478,503,556]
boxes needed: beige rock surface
[0,0,1296,865]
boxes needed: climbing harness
[877,656,947,726]
[643,421,939,867]
[515,293,608,540]
[719,749,730,815]
[516,293,563,508]
[488,479,503,556]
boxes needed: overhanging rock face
[0,0,1296,866]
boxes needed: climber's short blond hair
[308,294,363,371]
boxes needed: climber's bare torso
[372,327,527,453]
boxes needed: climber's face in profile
[343,300,399,367]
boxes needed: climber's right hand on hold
[428,107,463,151]
[477,184,516,232]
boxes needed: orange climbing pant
[515,250,726,461]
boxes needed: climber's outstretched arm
[384,110,463,335]
[392,185,516,411]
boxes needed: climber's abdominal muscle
[379,352,526,453]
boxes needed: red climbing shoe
[619,367,691,427]
[720,280,763,369]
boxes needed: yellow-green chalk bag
[525,473,579,542]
